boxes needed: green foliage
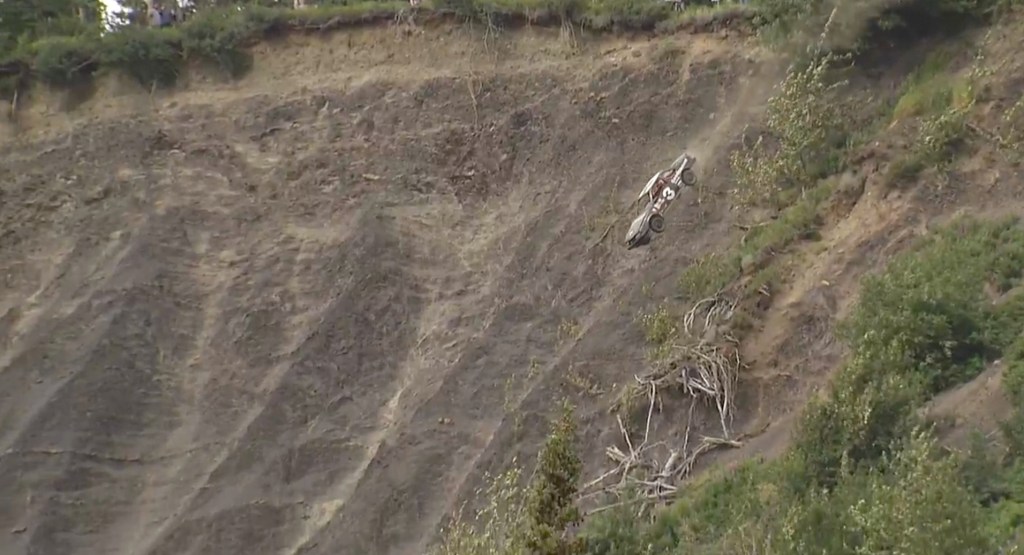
[794,365,924,488]
[841,217,1024,393]
[524,400,586,555]
[577,488,650,555]
[891,47,960,121]
[887,52,989,185]
[790,216,1024,489]
[783,429,994,555]
[751,0,1011,50]
[645,459,788,552]
[433,401,584,555]
[98,27,183,87]
[677,181,831,301]
[432,464,530,555]
[0,0,105,53]
[180,7,284,77]
[678,252,740,301]
[638,305,678,350]
[31,35,99,86]
[4,0,754,92]
[1007,336,1024,405]
[962,432,1016,506]
[731,52,848,204]
[581,0,672,31]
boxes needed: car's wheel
[681,168,697,187]
[649,213,666,234]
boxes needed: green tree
[0,0,104,53]
[524,400,586,555]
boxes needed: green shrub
[31,35,99,86]
[98,27,183,87]
[784,429,994,555]
[433,401,584,555]
[577,488,649,555]
[582,0,672,31]
[840,217,1024,393]
[180,8,282,77]
[1007,337,1024,405]
[730,52,849,204]
[794,364,924,487]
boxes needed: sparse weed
[887,50,990,186]
[891,47,961,122]
[527,358,541,380]
[566,364,604,395]
[559,318,583,343]
[638,305,677,346]
[678,253,741,301]
[503,372,519,412]
[678,181,832,301]
[432,464,529,555]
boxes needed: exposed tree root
[582,294,748,511]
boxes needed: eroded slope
[0,27,776,555]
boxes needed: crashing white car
[624,152,697,250]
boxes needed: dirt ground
[1,18,1022,555]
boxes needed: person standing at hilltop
[148,3,162,27]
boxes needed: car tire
[649,213,666,234]
[681,168,697,187]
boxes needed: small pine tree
[523,400,586,555]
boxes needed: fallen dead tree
[579,293,751,513]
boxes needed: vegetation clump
[433,401,585,555]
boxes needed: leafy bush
[731,52,848,204]
[31,35,99,86]
[841,217,1024,393]
[582,0,672,31]
[793,365,924,487]
[180,7,284,77]
[1007,337,1024,404]
[783,429,994,555]
[98,27,183,87]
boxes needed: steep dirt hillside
[0,24,785,555]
